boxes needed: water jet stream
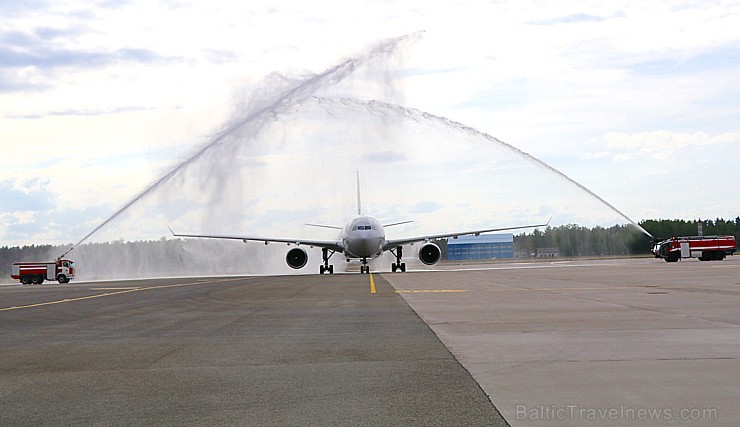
[57,32,424,260]
[317,97,653,238]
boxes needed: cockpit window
[353,225,373,231]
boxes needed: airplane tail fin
[356,171,362,215]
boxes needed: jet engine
[418,242,441,265]
[286,247,308,269]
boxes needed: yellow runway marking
[486,286,642,292]
[396,290,470,293]
[369,274,376,294]
[395,286,676,294]
[0,278,244,312]
[0,288,140,311]
[486,286,641,292]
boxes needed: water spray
[57,30,653,263]
[56,32,425,260]
[316,97,654,239]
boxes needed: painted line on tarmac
[421,263,619,273]
[486,286,638,292]
[369,273,377,294]
[396,286,665,294]
[0,288,141,311]
[0,277,244,312]
[396,290,470,293]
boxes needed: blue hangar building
[447,233,514,261]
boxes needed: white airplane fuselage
[341,215,385,259]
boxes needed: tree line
[640,218,740,241]
[514,217,740,257]
[514,224,645,257]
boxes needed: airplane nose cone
[345,237,384,258]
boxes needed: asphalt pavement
[0,274,507,426]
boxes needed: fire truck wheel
[57,274,68,284]
[20,276,29,285]
[31,275,41,284]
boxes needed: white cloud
[11,210,36,225]
[604,131,739,161]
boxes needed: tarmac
[385,257,740,426]
[0,273,504,426]
[1,256,738,425]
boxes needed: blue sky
[2,0,740,247]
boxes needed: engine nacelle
[286,247,308,269]
[418,242,441,265]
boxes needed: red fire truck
[652,236,736,262]
[10,259,76,284]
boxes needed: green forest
[2,218,738,281]
[515,217,740,257]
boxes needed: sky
[2,0,740,248]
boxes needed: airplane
[170,174,549,274]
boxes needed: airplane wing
[383,221,550,251]
[169,228,344,253]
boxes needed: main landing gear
[320,248,335,275]
[390,246,406,273]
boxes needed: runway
[2,257,739,425]
[385,257,740,426]
[0,274,504,426]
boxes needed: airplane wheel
[391,264,397,272]
[320,265,325,274]
[400,263,406,272]
[328,265,334,274]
